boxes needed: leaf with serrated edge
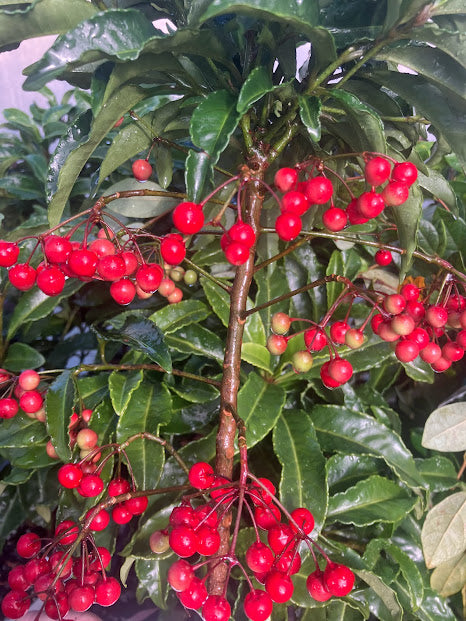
[165,324,223,362]
[273,411,327,532]
[240,342,271,372]
[190,90,239,161]
[45,370,75,461]
[422,402,466,452]
[237,66,273,114]
[421,491,466,568]
[109,370,143,417]
[430,552,466,597]
[149,299,210,334]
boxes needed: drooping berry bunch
[267,276,466,387]
[273,154,418,238]
[0,368,44,420]
[155,460,355,620]
[2,524,120,619]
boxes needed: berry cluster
[0,368,44,420]
[2,527,120,619]
[273,155,418,238]
[0,224,191,306]
[156,461,354,620]
[267,279,466,387]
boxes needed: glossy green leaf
[408,20,466,69]
[98,314,172,372]
[190,90,239,161]
[328,475,417,526]
[45,370,75,461]
[391,184,422,279]
[430,552,466,597]
[421,491,466,568]
[0,488,27,543]
[150,299,210,334]
[415,456,458,492]
[6,279,83,339]
[185,149,212,203]
[417,168,458,215]
[326,249,345,307]
[135,558,171,610]
[410,587,458,621]
[237,372,285,449]
[104,179,178,219]
[240,342,272,372]
[109,370,143,417]
[401,355,434,384]
[169,378,219,404]
[76,374,110,410]
[200,276,230,326]
[116,377,172,490]
[299,95,321,142]
[237,66,274,114]
[422,402,466,452]
[369,70,466,164]
[165,324,224,363]
[154,144,173,189]
[356,570,403,621]
[90,399,117,446]
[3,342,45,371]
[311,405,424,489]
[23,9,156,90]
[0,414,47,449]
[254,264,289,330]
[330,90,386,153]
[0,0,97,49]
[273,411,327,532]
[327,454,382,493]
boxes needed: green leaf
[0,414,47,449]
[237,66,274,114]
[240,342,271,372]
[98,314,172,372]
[400,355,434,384]
[76,374,109,410]
[237,372,285,450]
[273,411,327,533]
[422,402,466,452]
[327,454,382,493]
[6,279,82,339]
[104,179,178,219]
[356,570,403,621]
[329,90,386,153]
[150,299,210,334]
[185,149,212,203]
[0,488,27,544]
[169,378,219,404]
[299,95,321,142]
[326,250,345,307]
[311,405,424,489]
[391,184,423,279]
[415,456,458,492]
[123,504,175,560]
[165,324,224,363]
[45,370,75,461]
[408,20,466,69]
[109,370,143,417]
[328,475,417,526]
[430,552,466,597]
[135,558,171,610]
[0,0,97,49]
[421,491,466,568]
[3,342,45,371]
[417,168,458,215]
[116,377,172,490]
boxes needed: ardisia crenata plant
[0,1,465,620]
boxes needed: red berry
[110,278,136,305]
[19,390,43,413]
[456,331,466,349]
[375,249,392,266]
[274,549,302,574]
[304,176,333,204]
[382,181,409,206]
[267,334,288,355]
[400,283,420,301]
[170,505,198,528]
[68,585,94,611]
[178,576,208,609]
[16,532,41,558]
[323,563,355,597]
[112,504,133,524]
[431,356,452,373]
[24,557,50,583]
[95,577,121,606]
[322,207,347,231]
[44,235,72,264]
[327,358,353,383]
[246,542,274,573]
[89,238,116,258]
[395,339,419,363]
[224,241,250,265]
[188,461,215,489]
[425,305,448,328]
[195,525,220,556]
[357,191,385,219]
[442,341,464,362]
[160,234,186,265]
[135,263,163,292]
[132,159,152,181]
[55,519,79,545]
[290,507,315,534]
[18,369,40,391]
[364,156,391,186]
[108,477,131,496]
[209,475,233,503]
[306,569,332,601]
[265,569,294,603]
[167,287,183,304]
[274,167,298,192]
[34,572,63,600]
[77,473,104,497]
[86,508,110,531]
[97,254,126,281]
[89,546,111,571]
[169,525,198,557]
[392,161,418,186]
[58,463,82,489]
[346,197,369,225]
[406,300,425,321]
[271,312,291,335]
[44,592,69,619]
[121,250,139,275]
[320,361,342,389]
[249,478,276,506]
[0,241,20,267]
[67,249,98,277]
[228,222,256,248]
[49,551,73,578]
[384,294,406,315]
[126,495,148,515]
[304,327,327,352]
[267,523,294,554]
[243,589,273,621]
[0,397,19,419]
[168,559,195,592]
[254,504,281,530]
[1,590,30,619]
[281,191,309,216]
[391,313,416,336]
[158,277,175,297]
[202,595,231,621]
[8,566,28,591]
[407,327,429,350]
[275,212,302,241]
[172,202,204,234]
[8,263,36,291]
[330,320,349,344]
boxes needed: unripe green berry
[149,530,170,554]
[271,312,291,335]
[292,350,313,373]
[183,269,198,285]
[170,266,185,282]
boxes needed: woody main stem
[208,163,266,595]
